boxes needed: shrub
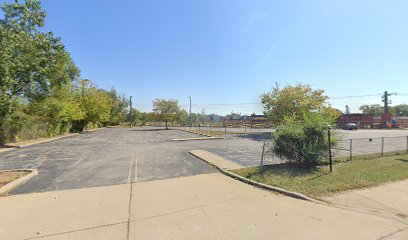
[272,112,339,166]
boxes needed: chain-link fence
[260,134,408,169]
[334,136,408,161]
[177,123,274,135]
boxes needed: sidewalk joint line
[127,183,134,240]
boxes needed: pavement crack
[127,183,134,240]
[355,192,408,219]
[129,196,240,225]
[376,226,408,240]
[21,221,128,240]
[187,183,224,240]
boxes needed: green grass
[232,154,408,199]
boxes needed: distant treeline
[358,104,408,116]
[0,1,131,144]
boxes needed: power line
[133,92,406,108]
[329,94,382,100]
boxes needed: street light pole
[129,96,133,128]
[188,96,192,130]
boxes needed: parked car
[343,123,358,130]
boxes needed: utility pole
[188,96,192,130]
[129,96,133,127]
[382,91,392,114]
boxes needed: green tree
[359,104,384,116]
[321,105,342,123]
[175,109,189,126]
[75,80,112,131]
[32,85,84,136]
[261,83,328,125]
[106,88,128,125]
[0,0,57,144]
[152,99,181,129]
[392,104,408,116]
[272,112,338,166]
[126,108,142,125]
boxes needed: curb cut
[0,169,38,196]
[189,151,323,204]
[172,137,225,141]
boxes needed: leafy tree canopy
[152,99,181,129]
[261,83,329,124]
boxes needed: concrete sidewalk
[326,180,408,225]
[1,173,407,240]
[190,150,243,170]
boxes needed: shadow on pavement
[235,132,272,142]
[130,128,175,132]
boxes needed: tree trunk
[165,120,168,130]
[0,120,7,146]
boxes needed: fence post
[328,128,332,173]
[381,137,384,157]
[260,142,266,171]
[349,139,353,161]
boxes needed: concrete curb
[189,150,323,204]
[0,169,38,195]
[1,133,79,153]
[175,128,214,138]
[172,137,225,141]
[82,127,106,133]
[0,128,107,153]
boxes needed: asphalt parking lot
[0,127,407,195]
[336,129,408,156]
[0,127,268,194]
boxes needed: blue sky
[40,0,408,115]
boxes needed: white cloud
[241,12,269,33]
[256,44,276,69]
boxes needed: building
[338,113,398,128]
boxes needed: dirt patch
[0,171,29,188]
